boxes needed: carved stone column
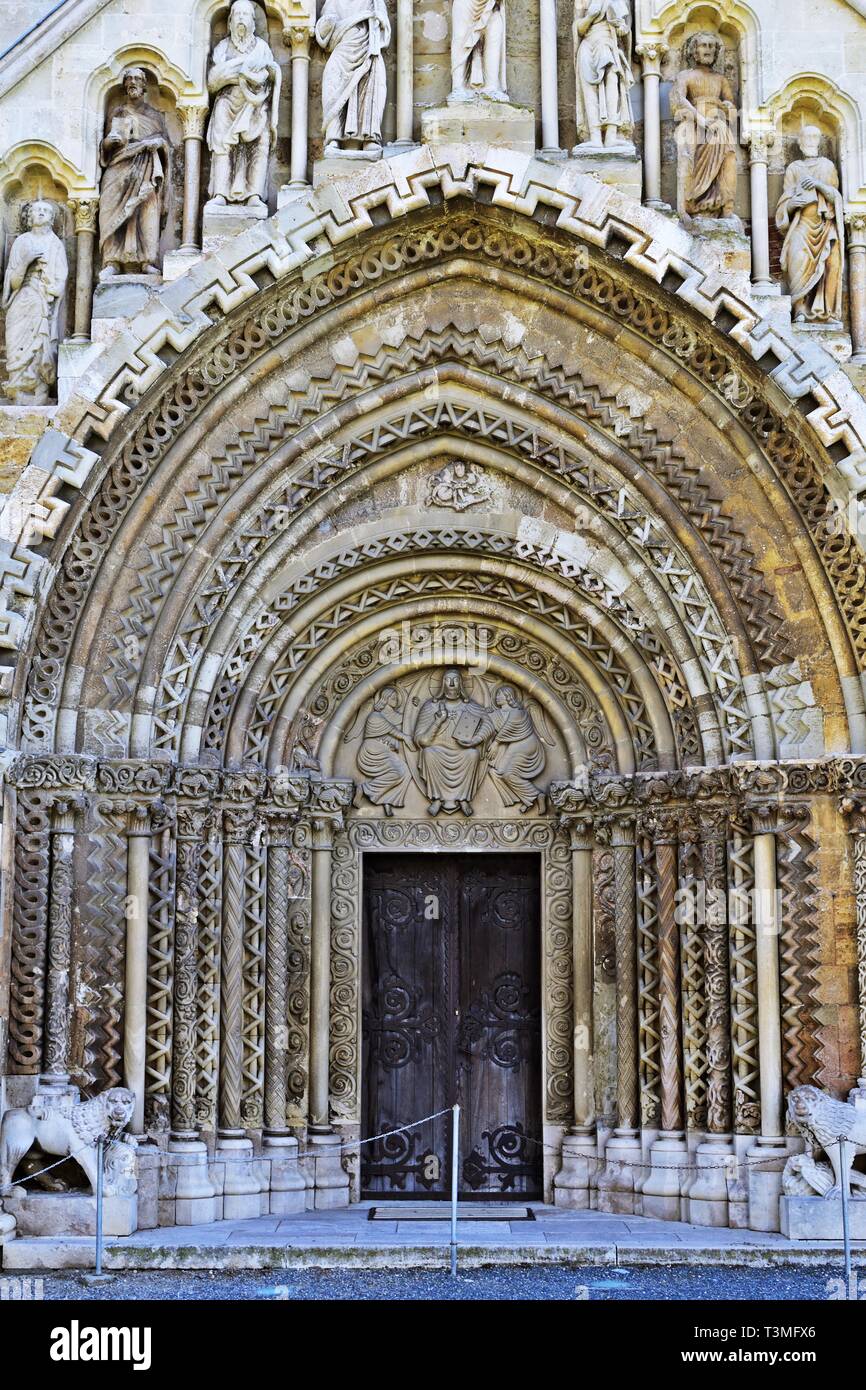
[42,797,83,1084]
[746,799,786,1231]
[69,198,99,343]
[642,804,688,1220]
[597,813,644,1214]
[847,214,866,365]
[217,805,261,1217]
[689,801,735,1227]
[841,796,866,1094]
[286,27,312,188]
[747,129,778,294]
[637,43,667,209]
[169,803,218,1223]
[178,104,208,254]
[539,0,561,156]
[124,803,152,1133]
[394,0,415,148]
[309,815,333,1134]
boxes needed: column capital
[285,24,312,57]
[636,40,668,76]
[176,803,213,841]
[847,211,866,248]
[69,196,99,234]
[49,795,87,833]
[696,802,731,842]
[223,806,261,844]
[563,815,595,852]
[747,801,780,836]
[640,805,680,844]
[746,127,775,164]
[841,794,866,836]
[178,103,209,140]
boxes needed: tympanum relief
[426,460,492,509]
[343,667,567,817]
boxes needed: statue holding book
[413,668,495,815]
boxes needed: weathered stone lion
[0,1087,135,1195]
[787,1085,866,1198]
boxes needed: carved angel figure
[2,200,68,405]
[353,685,414,814]
[776,126,844,324]
[427,460,492,510]
[488,684,551,813]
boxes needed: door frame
[329,817,575,1202]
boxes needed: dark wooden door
[361,853,542,1199]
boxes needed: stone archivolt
[3,170,866,1236]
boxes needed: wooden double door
[361,853,542,1199]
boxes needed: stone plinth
[312,154,382,190]
[57,340,103,406]
[422,99,535,153]
[569,148,642,200]
[680,220,751,276]
[202,202,269,257]
[93,274,160,322]
[553,1131,596,1210]
[263,1134,306,1216]
[3,1190,137,1237]
[309,1132,350,1209]
[781,1194,866,1239]
[163,248,205,282]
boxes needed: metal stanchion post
[839,1137,853,1299]
[450,1104,460,1277]
[82,1136,112,1286]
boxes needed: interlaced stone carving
[777,805,821,1091]
[8,790,51,1071]
[636,829,661,1127]
[145,804,176,1123]
[241,835,267,1128]
[678,819,708,1132]
[195,834,222,1129]
[729,825,760,1134]
[79,803,127,1090]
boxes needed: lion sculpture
[0,1086,135,1195]
[786,1084,866,1199]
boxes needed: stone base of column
[169,1137,218,1225]
[596,1130,642,1215]
[422,100,536,155]
[746,1139,787,1232]
[570,146,641,199]
[687,1134,734,1228]
[309,1132,350,1209]
[553,1129,596,1210]
[263,1133,306,1215]
[216,1132,262,1220]
[641,1131,689,1220]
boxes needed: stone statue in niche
[776,126,845,325]
[2,200,68,405]
[98,67,172,278]
[572,0,635,154]
[670,32,739,228]
[315,0,391,158]
[352,685,415,814]
[450,0,508,104]
[487,684,551,813]
[427,460,492,509]
[206,0,281,212]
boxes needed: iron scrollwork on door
[363,1128,443,1191]
[366,972,438,1070]
[461,1123,542,1192]
[458,971,540,1069]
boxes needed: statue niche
[206,0,280,213]
[2,199,68,405]
[315,0,391,158]
[450,0,508,104]
[572,0,635,154]
[776,126,844,325]
[346,669,557,817]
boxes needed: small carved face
[376,686,399,710]
[800,126,822,159]
[106,1087,135,1126]
[442,669,462,698]
[496,686,517,709]
[692,33,720,69]
[123,68,147,100]
[27,200,54,230]
[231,1,255,40]
[789,1086,819,1122]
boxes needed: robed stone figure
[315,0,391,155]
[207,0,280,210]
[776,126,844,324]
[3,200,68,405]
[670,32,738,223]
[450,0,508,103]
[414,669,494,815]
[98,67,172,276]
[573,0,635,152]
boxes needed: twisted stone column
[642,804,688,1220]
[841,795,866,1094]
[171,806,208,1138]
[309,816,334,1134]
[264,814,293,1137]
[42,797,82,1084]
[219,808,255,1136]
